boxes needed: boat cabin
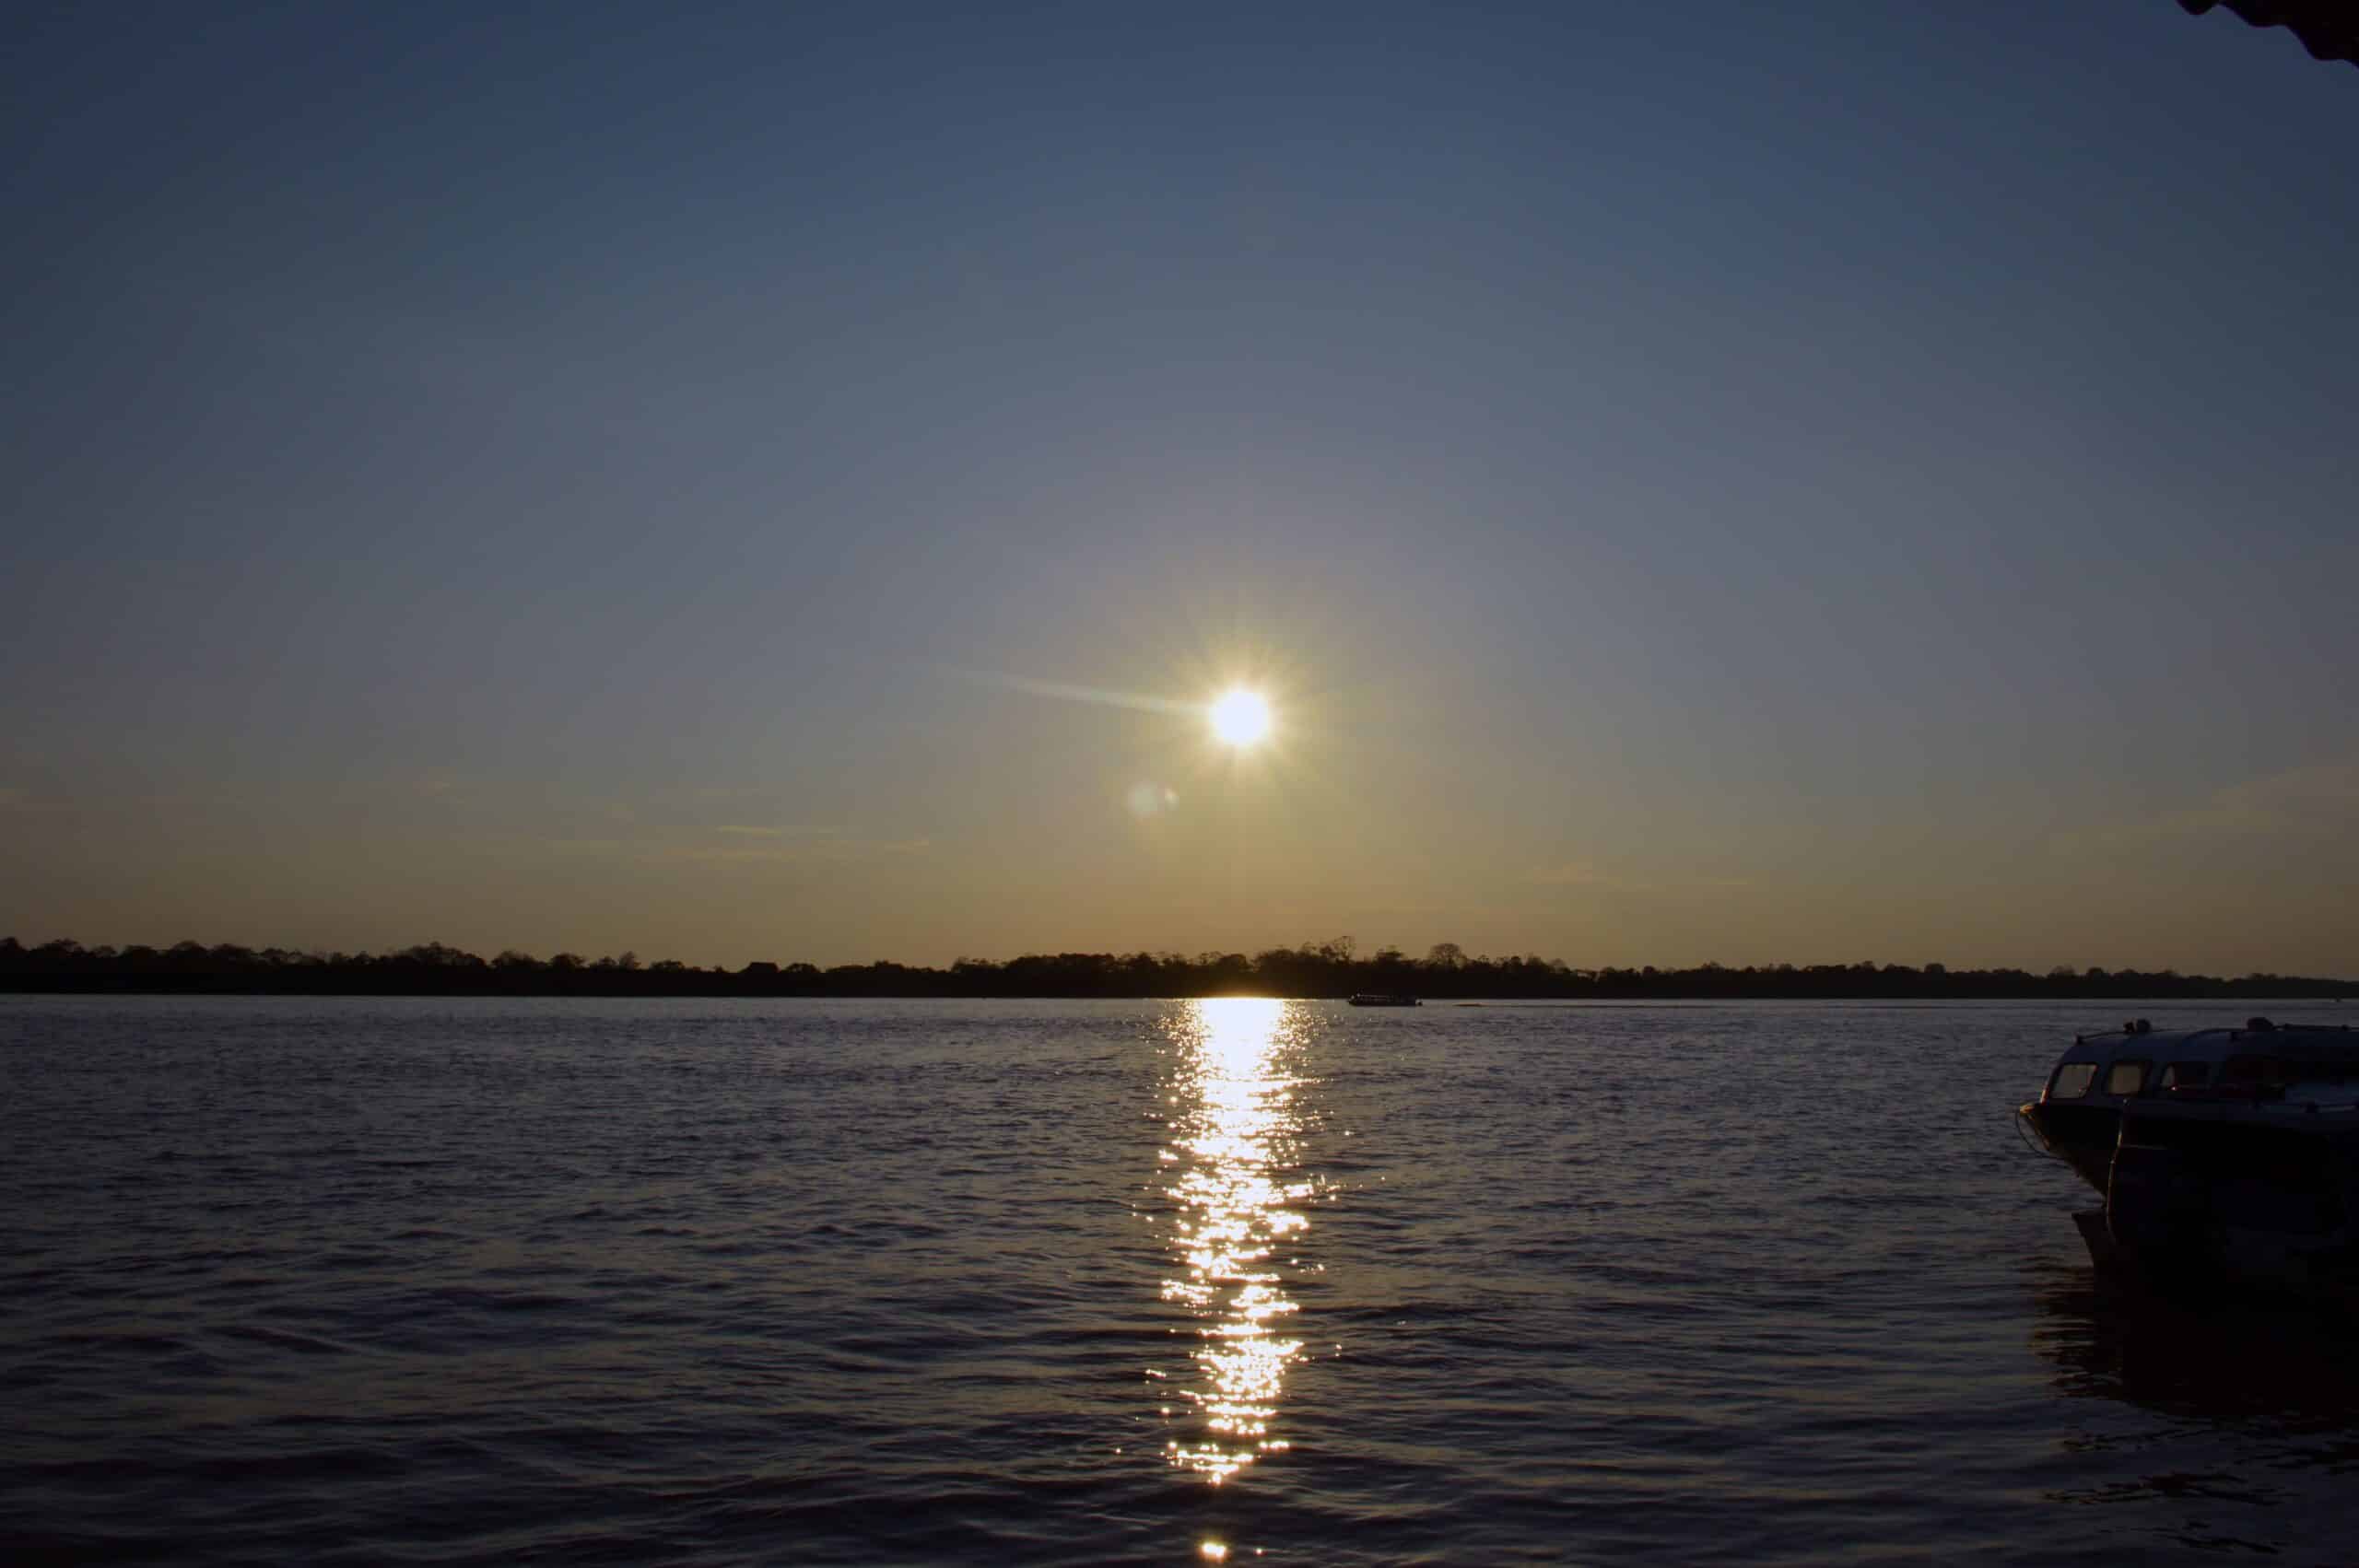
[2027,1019,2359,1193]
[2041,1019,2359,1110]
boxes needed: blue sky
[4,2,2353,971]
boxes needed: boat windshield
[2049,1062,2097,1100]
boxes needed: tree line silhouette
[2,936,2349,1000]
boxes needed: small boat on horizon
[2017,1017,2359,1301]
[1345,992,1421,1008]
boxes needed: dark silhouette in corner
[2177,0,2358,69]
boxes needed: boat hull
[2057,1109,2359,1304]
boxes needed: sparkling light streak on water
[1157,999,1310,1484]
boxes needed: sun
[1208,687,1272,747]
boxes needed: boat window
[2221,1056,2285,1086]
[2160,1060,2210,1090]
[2104,1059,2149,1096]
[2048,1062,2097,1100]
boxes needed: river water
[4,995,2355,1563]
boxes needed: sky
[4,1,2354,975]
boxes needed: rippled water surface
[6,995,2358,1564]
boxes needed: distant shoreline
[5,938,2350,1002]
[5,988,2351,1005]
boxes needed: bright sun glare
[1208,688,1272,747]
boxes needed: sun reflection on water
[1157,997,1312,1484]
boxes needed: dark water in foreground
[6,996,2358,1564]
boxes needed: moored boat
[2018,1018,2359,1298]
[1345,992,1420,1007]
